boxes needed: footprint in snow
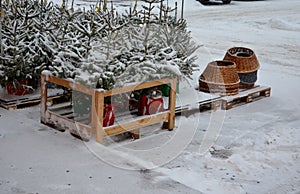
[210,147,233,159]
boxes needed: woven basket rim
[208,60,237,68]
[238,69,259,74]
[199,79,240,86]
[238,68,259,73]
[226,46,254,58]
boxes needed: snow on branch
[0,0,199,91]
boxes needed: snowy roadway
[0,0,300,193]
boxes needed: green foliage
[0,0,199,91]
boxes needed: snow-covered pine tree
[0,0,199,95]
[0,1,9,82]
[29,1,61,80]
[0,1,34,88]
[113,22,190,86]
[49,6,84,79]
[72,10,102,58]
[158,20,200,78]
[0,0,58,88]
[19,0,57,83]
[76,0,199,90]
[76,6,129,90]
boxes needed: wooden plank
[246,96,253,103]
[261,88,271,97]
[103,78,171,97]
[174,97,222,113]
[167,78,177,131]
[94,91,105,144]
[49,103,73,114]
[210,100,222,111]
[0,103,17,109]
[45,74,94,96]
[104,112,169,137]
[40,74,48,124]
[47,111,93,140]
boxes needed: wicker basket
[223,47,259,88]
[238,71,257,88]
[223,47,260,73]
[199,60,240,96]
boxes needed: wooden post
[40,73,48,124]
[167,78,177,131]
[211,101,221,111]
[93,90,105,144]
[131,128,140,140]
[181,0,184,19]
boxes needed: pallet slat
[175,97,222,113]
[46,111,94,141]
[104,111,169,137]
[221,86,271,110]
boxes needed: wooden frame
[40,73,177,144]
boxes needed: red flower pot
[103,104,115,127]
[6,80,30,96]
[147,97,164,115]
[138,90,164,116]
[88,104,115,127]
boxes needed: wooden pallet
[221,86,271,110]
[0,95,65,110]
[0,88,66,109]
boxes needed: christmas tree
[0,0,199,95]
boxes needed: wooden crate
[221,86,271,110]
[40,73,177,144]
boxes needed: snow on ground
[1,0,300,193]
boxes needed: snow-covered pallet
[0,88,65,110]
[175,97,222,113]
[221,86,271,110]
[162,87,222,114]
